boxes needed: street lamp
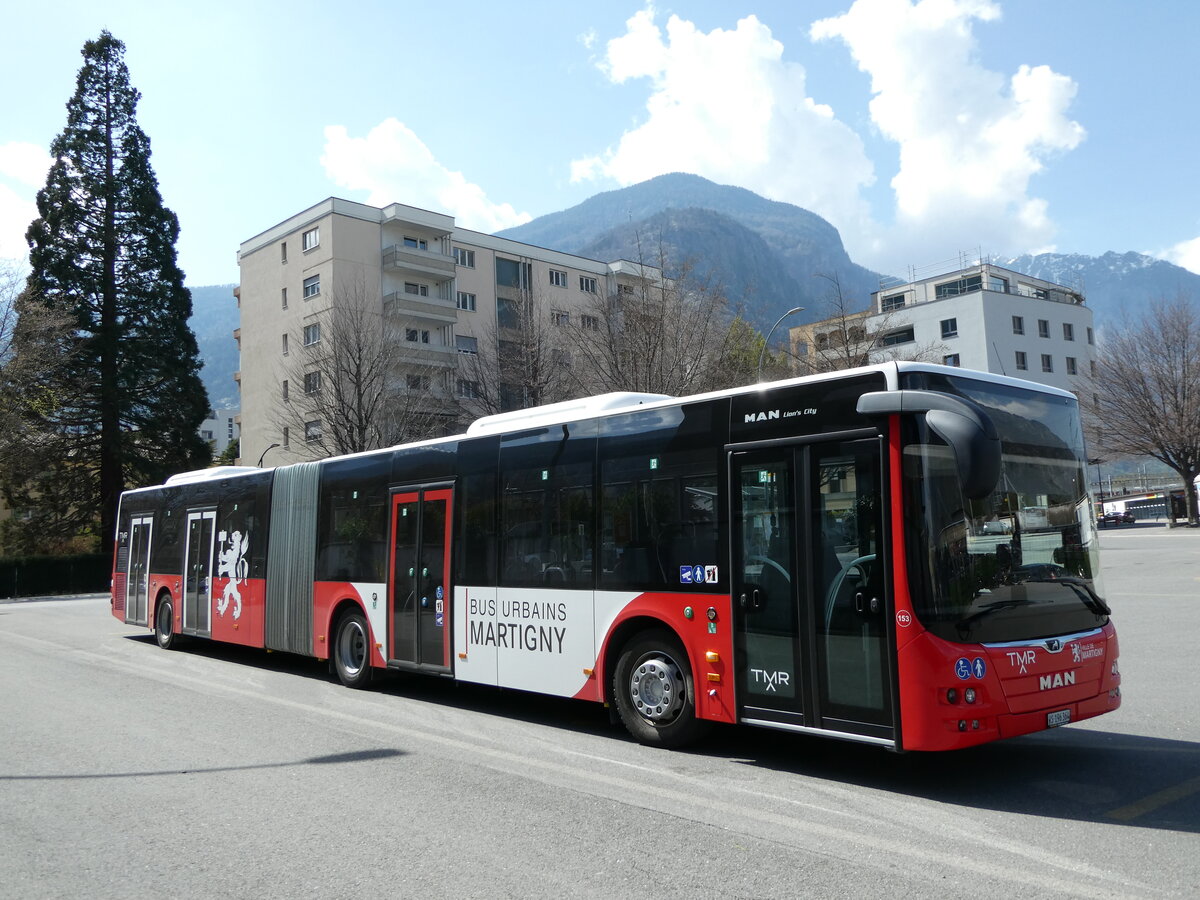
[257,443,280,468]
[758,306,805,381]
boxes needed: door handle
[855,593,882,615]
[739,589,764,612]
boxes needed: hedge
[0,553,110,599]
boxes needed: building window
[496,258,532,289]
[282,427,290,449]
[457,378,481,399]
[935,275,982,298]
[456,291,476,311]
[1012,315,1024,335]
[303,323,321,346]
[881,294,905,312]
[305,420,322,443]
[1066,357,1077,375]
[406,374,430,391]
[552,348,571,367]
[404,282,429,297]
[303,275,320,299]
[878,327,915,347]
[617,283,635,296]
[302,227,319,252]
[304,371,321,394]
[1038,319,1050,338]
[1090,359,1097,377]
[498,297,522,329]
[1087,327,1094,345]
[580,314,600,331]
[551,309,570,326]
[453,247,475,268]
[403,236,428,250]
[1015,351,1028,371]
[281,379,289,401]
[579,276,597,293]
[406,328,431,344]
[549,269,568,288]
[1063,322,1075,341]
[1041,354,1053,373]
[987,275,1009,293]
[940,318,958,339]
[456,335,478,355]
[282,333,289,356]
[281,242,287,264]
[943,353,961,367]
[281,287,288,310]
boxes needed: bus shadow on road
[713,725,1200,834]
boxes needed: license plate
[1047,709,1071,728]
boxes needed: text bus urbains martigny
[111,362,1120,750]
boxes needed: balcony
[383,289,458,324]
[383,244,456,280]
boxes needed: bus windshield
[899,371,1109,644]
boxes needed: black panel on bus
[457,435,500,587]
[728,372,886,443]
[315,453,391,584]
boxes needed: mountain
[188,283,239,410]
[499,173,883,329]
[1001,251,1200,328]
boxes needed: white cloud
[1164,236,1200,275]
[571,9,876,236]
[811,0,1085,272]
[321,119,532,233]
[0,142,52,263]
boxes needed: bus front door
[124,515,153,626]
[388,486,453,672]
[731,439,895,744]
[182,509,216,637]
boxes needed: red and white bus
[110,363,1120,751]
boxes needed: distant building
[235,197,658,468]
[790,260,1096,393]
[200,407,239,456]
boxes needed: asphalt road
[1,524,1197,898]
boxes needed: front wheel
[612,630,708,748]
[154,597,178,650]
[333,610,373,689]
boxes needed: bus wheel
[613,630,707,748]
[333,610,373,689]
[154,597,178,650]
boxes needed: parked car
[1100,510,1135,525]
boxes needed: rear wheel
[154,597,178,650]
[333,610,373,688]
[612,630,708,748]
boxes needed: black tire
[154,597,178,650]
[333,610,373,689]
[612,629,709,748]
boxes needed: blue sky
[2,0,1198,286]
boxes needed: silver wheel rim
[338,620,366,677]
[629,655,685,723]
[157,604,170,641]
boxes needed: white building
[200,407,239,456]
[235,197,657,468]
[792,261,1097,394]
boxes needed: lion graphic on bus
[216,529,248,620]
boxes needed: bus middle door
[388,485,453,672]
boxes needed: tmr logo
[1039,671,1076,691]
[750,668,791,692]
[1007,649,1037,674]
[745,409,781,423]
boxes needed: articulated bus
[110,363,1120,751]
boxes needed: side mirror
[857,390,1001,499]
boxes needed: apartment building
[236,197,655,468]
[790,261,1096,394]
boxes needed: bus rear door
[730,438,895,746]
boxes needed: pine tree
[7,31,210,551]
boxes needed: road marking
[1105,774,1200,821]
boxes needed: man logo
[1039,671,1076,690]
[744,410,780,423]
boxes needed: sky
[2,0,1198,287]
